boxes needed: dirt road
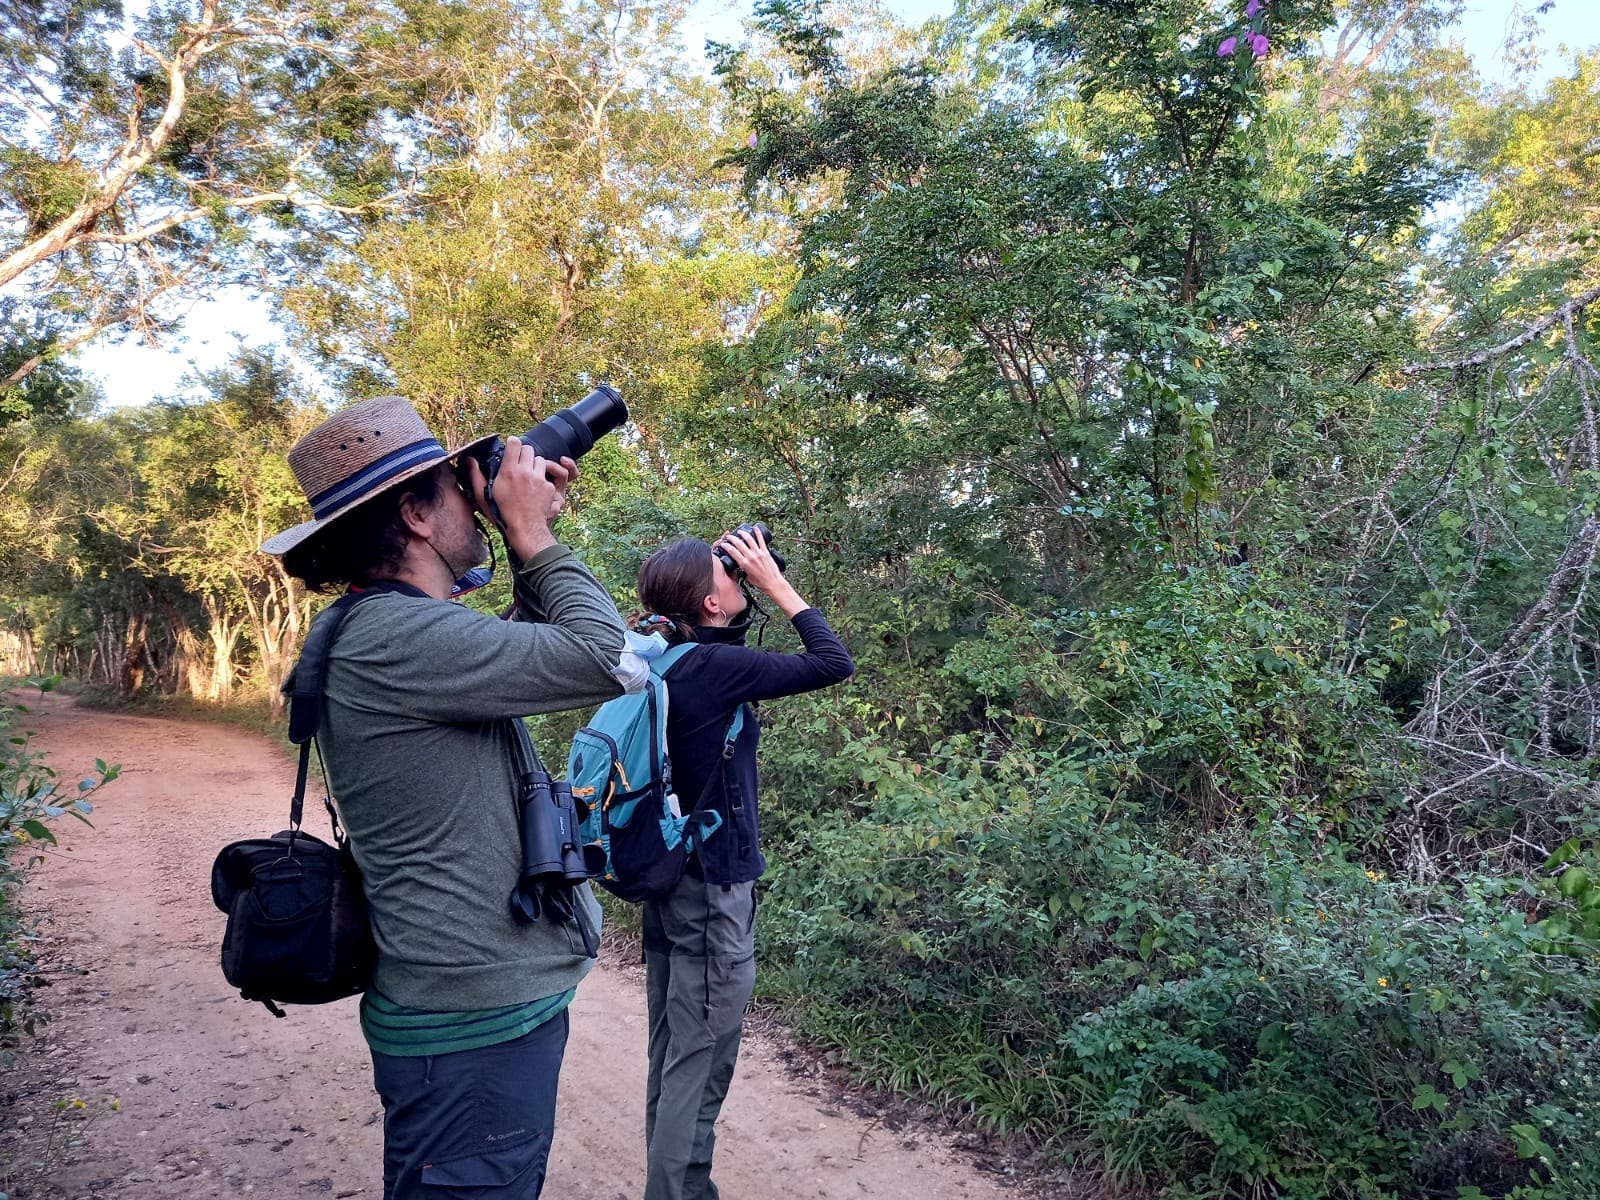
[3,699,1020,1200]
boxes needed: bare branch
[0,1,225,289]
[1401,284,1600,376]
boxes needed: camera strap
[735,584,772,647]
[283,589,387,842]
[506,714,548,778]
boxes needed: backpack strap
[714,705,746,813]
[654,641,746,814]
[651,643,694,801]
[285,590,380,745]
[653,643,741,745]
[652,642,697,678]
[720,706,745,757]
[280,589,383,833]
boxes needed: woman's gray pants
[641,875,757,1200]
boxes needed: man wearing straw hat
[263,395,643,1199]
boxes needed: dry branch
[1370,289,1600,875]
[1401,284,1600,376]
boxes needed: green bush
[1061,563,1395,824]
[1,677,117,1049]
[1064,864,1600,1199]
[762,544,1405,851]
[755,747,1600,1198]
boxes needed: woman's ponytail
[627,611,697,645]
[635,538,716,645]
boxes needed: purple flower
[1217,35,1237,56]
[1245,0,1263,17]
[1249,31,1269,56]
[748,131,759,149]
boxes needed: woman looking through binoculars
[629,526,854,1200]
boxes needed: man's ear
[397,490,435,540]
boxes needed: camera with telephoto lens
[714,522,786,576]
[456,383,628,496]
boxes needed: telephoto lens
[521,384,627,462]
[458,383,629,491]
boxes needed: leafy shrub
[1043,552,1400,837]
[765,539,1406,851]
[1,677,117,1048]
[1064,864,1600,1199]
[755,743,1600,1198]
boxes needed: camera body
[714,522,786,576]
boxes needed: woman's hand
[717,526,809,618]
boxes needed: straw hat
[261,395,494,556]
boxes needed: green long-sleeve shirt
[318,545,627,1011]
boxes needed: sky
[70,0,1599,409]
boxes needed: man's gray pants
[642,875,757,1200]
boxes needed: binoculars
[509,767,592,951]
[714,521,787,576]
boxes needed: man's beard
[440,520,488,579]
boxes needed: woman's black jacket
[667,607,853,885]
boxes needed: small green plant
[1532,839,1600,959]
[0,675,118,1047]
[0,1092,122,1199]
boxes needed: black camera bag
[211,590,379,1017]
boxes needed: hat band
[308,437,447,519]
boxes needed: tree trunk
[203,594,242,702]
[176,628,212,699]
[235,563,312,718]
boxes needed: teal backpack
[569,644,742,902]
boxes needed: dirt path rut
[4,699,1018,1200]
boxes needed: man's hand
[464,438,579,561]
